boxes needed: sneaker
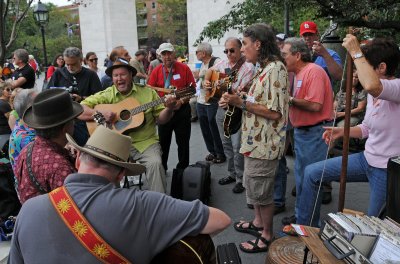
[274,205,286,215]
[232,183,245,193]
[213,155,226,164]
[322,192,332,204]
[218,176,235,185]
[191,116,198,122]
[281,215,297,226]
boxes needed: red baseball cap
[300,21,318,36]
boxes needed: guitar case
[216,243,241,264]
[181,161,211,205]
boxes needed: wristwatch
[241,100,247,111]
[353,52,364,60]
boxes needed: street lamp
[33,1,49,77]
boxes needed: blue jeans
[294,124,329,217]
[273,156,287,207]
[197,102,224,157]
[216,107,243,182]
[297,152,387,227]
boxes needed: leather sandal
[239,236,270,253]
[234,221,263,236]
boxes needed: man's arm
[11,77,27,89]
[290,98,322,112]
[200,207,231,236]
[314,42,343,81]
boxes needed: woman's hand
[342,34,361,57]
[322,126,344,145]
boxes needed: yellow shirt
[82,84,165,153]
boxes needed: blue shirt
[314,48,342,85]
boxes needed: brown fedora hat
[23,89,83,129]
[66,126,146,176]
[105,57,137,77]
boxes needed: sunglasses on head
[89,58,98,62]
[223,48,236,54]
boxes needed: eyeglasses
[57,57,64,61]
[223,48,236,54]
[89,58,98,62]
[195,50,201,54]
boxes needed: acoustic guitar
[86,87,195,135]
[150,234,216,264]
[204,71,230,103]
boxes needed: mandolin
[222,70,242,138]
[86,86,195,135]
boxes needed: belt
[297,120,332,130]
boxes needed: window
[152,2,156,8]
[152,14,157,23]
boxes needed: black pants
[158,104,191,171]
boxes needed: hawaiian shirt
[9,118,36,171]
[14,136,76,204]
[240,61,289,160]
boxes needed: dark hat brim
[66,133,146,176]
[105,64,137,77]
[23,101,84,129]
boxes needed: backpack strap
[49,186,131,264]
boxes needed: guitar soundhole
[119,110,131,121]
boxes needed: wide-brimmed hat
[23,88,83,129]
[67,126,146,176]
[105,58,137,77]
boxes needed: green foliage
[3,2,81,66]
[195,0,400,45]
[147,0,188,46]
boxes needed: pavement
[33,74,371,263]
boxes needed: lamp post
[33,1,49,77]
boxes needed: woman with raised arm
[297,36,400,227]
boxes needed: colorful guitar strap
[49,186,131,264]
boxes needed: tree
[0,0,35,65]
[195,0,400,45]
[147,0,188,46]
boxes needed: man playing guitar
[78,58,178,194]
[203,37,254,194]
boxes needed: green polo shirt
[81,84,165,153]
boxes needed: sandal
[239,236,270,253]
[234,221,263,236]
[205,153,216,162]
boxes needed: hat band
[85,145,125,162]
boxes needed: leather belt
[297,120,332,130]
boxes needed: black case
[216,243,241,264]
[181,161,211,205]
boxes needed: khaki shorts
[243,156,278,206]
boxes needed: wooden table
[300,226,345,264]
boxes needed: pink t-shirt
[359,78,400,168]
[289,63,333,127]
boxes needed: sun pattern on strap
[49,186,131,264]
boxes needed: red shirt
[289,63,333,127]
[14,136,76,204]
[147,61,196,97]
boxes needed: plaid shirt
[14,136,76,204]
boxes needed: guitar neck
[131,97,165,115]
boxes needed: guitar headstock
[93,111,112,129]
[173,85,196,100]
[320,23,338,42]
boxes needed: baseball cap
[300,21,318,36]
[276,33,287,41]
[158,43,174,54]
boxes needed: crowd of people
[0,18,398,263]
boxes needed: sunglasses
[89,58,98,62]
[223,48,236,54]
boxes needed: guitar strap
[25,142,49,194]
[48,186,131,264]
[230,56,246,74]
